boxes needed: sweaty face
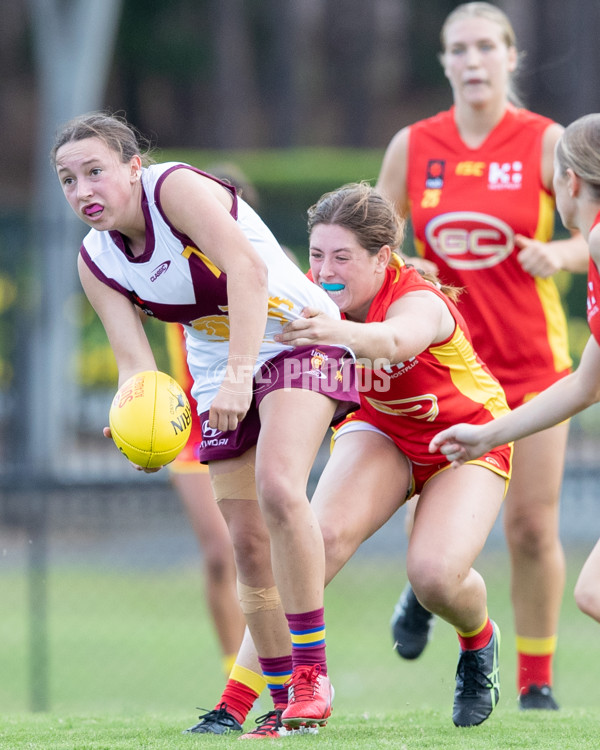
[441,16,517,107]
[55,137,140,231]
[309,223,388,321]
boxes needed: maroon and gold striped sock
[286,607,327,673]
[258,654,292,708]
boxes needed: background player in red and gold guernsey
[166,323,274,736]
[377,2,589,709]
[164,163,272,735]
[430,111,600,631]
[165,323,246,678]
[164,161,261,692]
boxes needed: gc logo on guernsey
[425,211,513,270]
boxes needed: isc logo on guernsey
[425,211,513,270]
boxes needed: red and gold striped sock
[457,614,493,651]
[218,664,266,724]
[516,635,557,693]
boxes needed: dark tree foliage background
[2,0,600,208]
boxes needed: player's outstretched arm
[431,334,600,467]
[429,423,498,468]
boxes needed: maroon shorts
[197,345,358,463]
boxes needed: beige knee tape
[237,581,282,614]
[210,462,257,502]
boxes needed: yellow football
[108,370,192,469]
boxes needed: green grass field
[0,548,598,748]
[2,710,600,750]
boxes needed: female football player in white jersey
[52,111,358,736]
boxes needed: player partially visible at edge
[377,1,589,709]
[430,112,600,626]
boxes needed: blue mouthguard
[321,282,345,291]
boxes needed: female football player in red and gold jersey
[377,2,589,709]
[165,322,246,674]
[431,112,600,625]
[278,181,512,727]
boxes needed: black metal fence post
[27,492,48,712]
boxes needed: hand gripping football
[109,370,192,468]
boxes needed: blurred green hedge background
[0,148,587,393]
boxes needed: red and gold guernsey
[407,105,572,407]
[587,211,600,345]
[165,323,207,471]
[345,257,510,467]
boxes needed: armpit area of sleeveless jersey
[588,211,600,344]
[351,258,509,465]
[78,162,341,413]
[407,106,571,403]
